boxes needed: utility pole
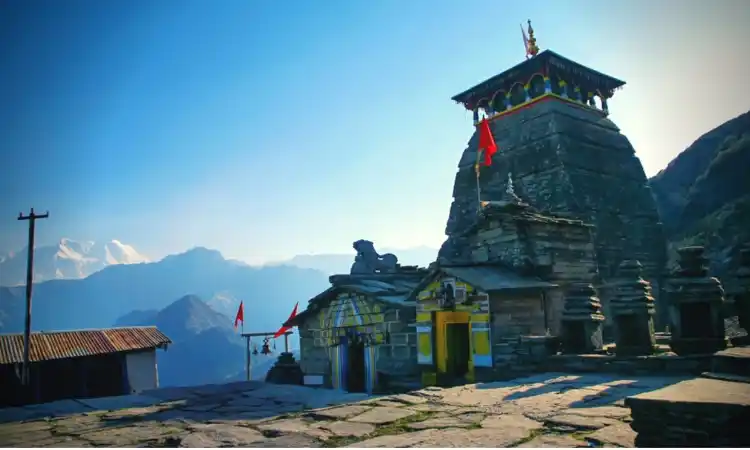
[17,208,49,386]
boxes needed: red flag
[273,302,299,338]
[477,118,498,166]
[234,301,244,329]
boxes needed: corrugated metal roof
[0,327,171,365]
[441,266,558,291]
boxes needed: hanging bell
[261,338,272,355]
[252,345,259,355]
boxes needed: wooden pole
[246,336,251,381]
[284,333,289,353]
[17,208,48,386]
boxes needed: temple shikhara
[281,22,745,403]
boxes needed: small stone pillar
[665,246,727,355]
[733,247,750,332]
[560,282,605,353]
[608,260,656,356]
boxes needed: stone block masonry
[439,99,668,327]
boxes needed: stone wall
[297,291,419,388]
[439,99,667,326]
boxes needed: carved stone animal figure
[350,240,399,274]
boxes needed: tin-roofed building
[0,326,171,407]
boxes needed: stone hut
[443,40,667,327]
[413,180,600,383]
[286,242,428,394]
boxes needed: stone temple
[439,25,668,327]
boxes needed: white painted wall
[125,350,158,394]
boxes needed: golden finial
[526,19,539,57]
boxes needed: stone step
[711,347,750,377]
[701,371,750,384]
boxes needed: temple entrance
[616,315,640,347]
[680,302,712,338]
[445,323,470,379]
[345,339,366,393]
[435,311,472,385]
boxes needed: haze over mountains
[0,247,329,335]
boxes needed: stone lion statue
[350,240,399,274]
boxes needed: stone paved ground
[0,373,688,448]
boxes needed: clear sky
[1,0,749,264]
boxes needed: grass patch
[320,411,440,448]
[320,435,361,448]
[368,411,436,438]
[571,429,595,440]
[510,428,544,447]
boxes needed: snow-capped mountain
[0,238,149,286]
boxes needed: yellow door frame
[434,311,474,382]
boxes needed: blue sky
[2,0,749,264]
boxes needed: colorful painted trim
[474,92,606,126]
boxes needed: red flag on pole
[477,118,498,166]
[234,301,244,329]
[273,302,299,338]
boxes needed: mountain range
[0,247,329,335]
[0,239,149,286]
[114,295,297,387]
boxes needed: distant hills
[0,247,329,334]
[0,238,149,286]
[115,295,295,387]
[649,110,750,275]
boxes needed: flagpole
[475,149,483,212]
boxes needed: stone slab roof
[407,264,557,301]
[286,271,427,327]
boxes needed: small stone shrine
[560,282,605,353]
[665,246,728,355]
[265,351,304,385]
[608,259,656,356]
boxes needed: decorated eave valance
[451,50,625,111]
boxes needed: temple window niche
[490,91,507,113]
[528,74,546,99]
[509,82,526,107]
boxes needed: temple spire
[526,20,539,57]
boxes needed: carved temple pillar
[666,246,728,355]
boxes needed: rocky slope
[0,239,149,286]
[649,110,750,275]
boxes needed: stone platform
[625,346,750,447]
[0,373,687,448]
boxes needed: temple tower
[439,22,668,326]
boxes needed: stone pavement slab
[319,421,376,437]
[517,433,588,448]
[0,372,689,447]
[585,423,637,447]
[348,406,417,425]
[545,413,620,430]
[310,404,372,420]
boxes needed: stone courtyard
[0,373,689,448]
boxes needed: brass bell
[261,338,272,355]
